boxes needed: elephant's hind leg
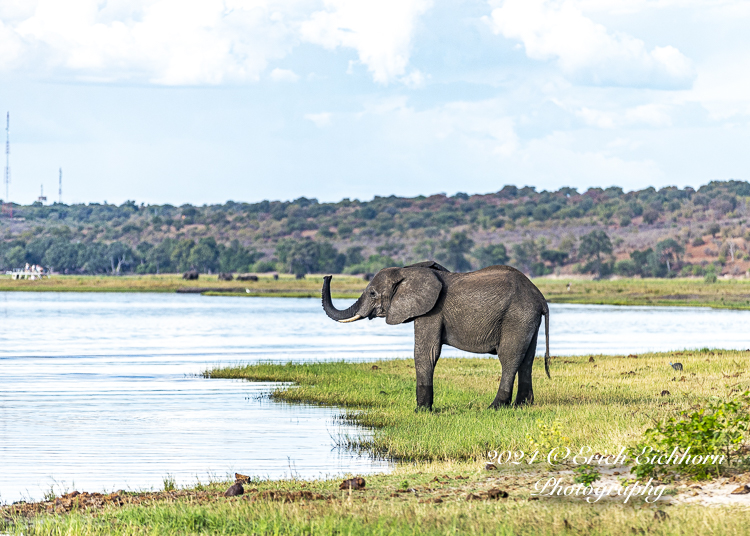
[489,320,535,410]
[514,326,539,406]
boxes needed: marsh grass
[207,350,750,461]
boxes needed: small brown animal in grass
[340,477,366,490]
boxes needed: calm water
[1,292,748,503]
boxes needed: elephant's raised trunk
[321,275,364,323]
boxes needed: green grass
[205,350,750,461]
[0,273,366,297]
[535,278,750,310]
[6,483,750,536]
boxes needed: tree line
[1,180,748,277]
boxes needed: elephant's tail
[543,304,551,379]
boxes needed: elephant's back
[445,265,547,315]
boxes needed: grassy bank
[206,350,750,461]
[0,273,367,298]
[535,278,750,310]
[4,464,750,536]
[4,350,750,535]
[2,273,750,309]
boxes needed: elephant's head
[322,266,444,325]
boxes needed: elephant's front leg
[413,319,442,410]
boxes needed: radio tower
[2,112,10,219]
[4,112,9,204]
[59,168,62,204]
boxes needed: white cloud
[300,0,433,84]
[304,112,332,127]
[487,0,696,88]
[269,67,300,82]
[0,0,307,85]
[576,103,673,128]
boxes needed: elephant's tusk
[338,315,363,323]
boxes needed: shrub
[642,210,659,224]
[573,465,601,486]
[630,391,750,480]
[614,259,638,277]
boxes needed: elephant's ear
[386,269,443,325]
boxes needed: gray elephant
[321,261,550,410]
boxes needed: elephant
[182,269,199,280]
[321,261,550,410]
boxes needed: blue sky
[1,0,748,205]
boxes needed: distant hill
[1,180,749,279]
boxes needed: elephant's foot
[513,392,534,407]
[416,384,433,410]
[488,390,512,410]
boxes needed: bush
[630,391,750,480]
[692,236,705,246]
[614,259,638,277]
[642,210,659,224]
[253,259,279,273]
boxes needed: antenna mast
[4,112,8,203]
[2,112,10,219]
[59,168,62,204]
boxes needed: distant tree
[579,230,613,277]
[345,246,364,266]
[474,244,509,268]
[642,210,659,225]
[4,246,26,270]
[377,242,404,259]
[413,239,439,261]
[707,223,721,237]
[186,238,218,273]
[511,240,539,274]
[218,239,259,273]
[438,232,474,272]
[540,249,568,266]
[170,239,195,272]
[317,242,346,274]
[655,238,684,275]
[43,239,81,273]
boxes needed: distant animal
[273,274,279,280]
[566,282,571,291]
[182,270,199,280]
[363,273,374,281]
[218,272,234,281]
[670,362,683,371]
[322,261,550,410]
[340,477,366,490]
[236,274,259,281]
[224,482,244,497]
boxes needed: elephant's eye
[369,290,377,297]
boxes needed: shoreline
[2,274,750,310]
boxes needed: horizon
[3,178,745,209]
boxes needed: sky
[0,0,749,206]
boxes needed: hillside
[1,180,749,279]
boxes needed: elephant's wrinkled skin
[321,261,550,410]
